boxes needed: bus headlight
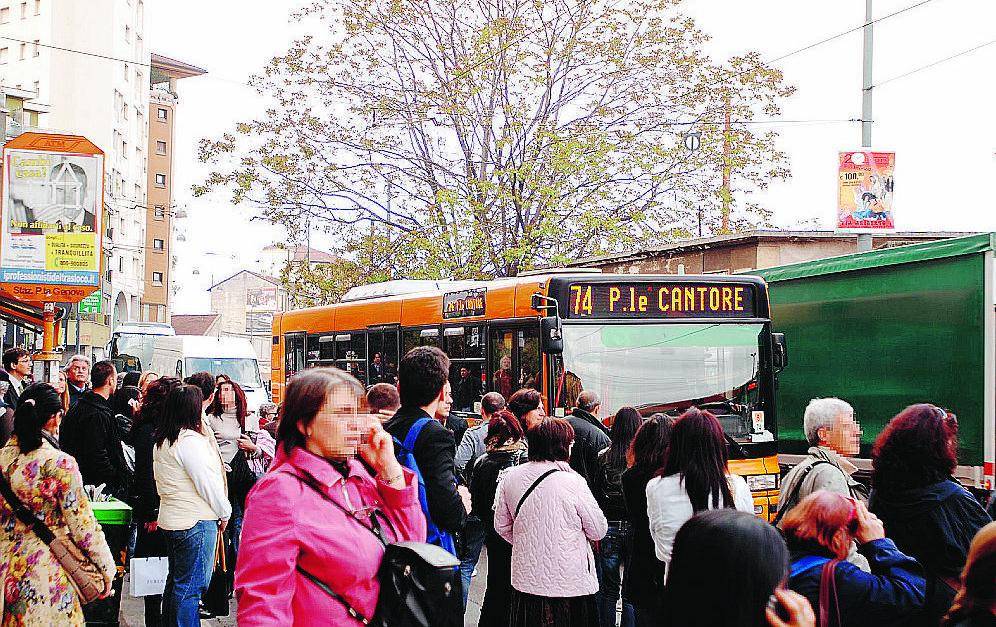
[746,474,778,491]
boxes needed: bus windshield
[560,323,766,442]
[185,358,263,390]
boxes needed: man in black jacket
[568,389,610,491]
[385,346,467,536]
[0,347,32,408]
[60,360,133,499]
[384,346,466,625]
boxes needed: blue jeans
[162,520,218,627]
[459,515,486,606]
[597,521,634,627]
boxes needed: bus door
[367,326,399,386]
[442,324,486,415]
[489,323,541,404]
[285,333,306,380]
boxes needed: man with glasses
[0,348,32,408]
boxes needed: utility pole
[857,0,874,252]
[720,98,732,234]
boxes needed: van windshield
[185,358,262,389]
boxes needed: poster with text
[837,151,895,231]
[1,149,103,286]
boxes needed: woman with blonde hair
[53,369,71,413]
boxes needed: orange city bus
[271,271,787,518]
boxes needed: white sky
[147,0,996,313]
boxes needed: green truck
[752,233,995,493]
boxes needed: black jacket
[469,448,527,535]
[129,419,159,522]
[870,479,992,625]
[68,383,87,409]
[59,390,133,499]
[444,415,468,452]
[592,446,628,521]
[622,465,666,610]
[384,406,467,533]
[787,538,926,627]
[0,371,22,409]
[453,376,482,412]
[567,409,610,489]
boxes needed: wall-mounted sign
[837,151,895,232]
[442,288,486,319]
[0,133,104,303]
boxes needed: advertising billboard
[837,151,895,232]
[246,287,278,311]
[0,133,104,303]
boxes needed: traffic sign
[78,292,101,314]
[684,132,702,152]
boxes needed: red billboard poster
[837,151,895,232]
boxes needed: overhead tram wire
[872,37,996,88]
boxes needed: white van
[150,336,269,415]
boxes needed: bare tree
[196,0,793,288]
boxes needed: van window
[186,358,263,390]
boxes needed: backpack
[393,417,457,555]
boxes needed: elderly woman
[494,418,607,627]
[235,368,426,626]
[0,383,115,625]
[784,491,926,626]
[870,404,992,624]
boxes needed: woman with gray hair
[775,397,870,569]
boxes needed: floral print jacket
[0,437,115,626]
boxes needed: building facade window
[156,140,167,155]
[118,256,124,272]
[154,205,165,219]
[123,62,128,81]
[154,173,166,187]
[153,238,164,251]
[32,39,38,56]
[152,272,163,285]
[0,8,9,23]
[157,304,165,321]
[142,304,150,320]
[0,48,8,64]
[157,107,167,121]
[18,42,25,59]
[19,2,26,19]
[124,25,130,43]
[33,0,39,15]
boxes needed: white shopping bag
[129,557,169,597]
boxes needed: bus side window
[335,332,367,383]
[368,330,399,386]
[402,327,440,356]
[175,360,182,377]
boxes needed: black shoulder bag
[289,471,460,627]
[228,427,258,507]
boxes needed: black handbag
[290,471,460,626]
[228,441,258,506]
[202,530,234,617]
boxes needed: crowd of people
[0,342,994,626]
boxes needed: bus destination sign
[443,288,486,319]
[567,282,755,319]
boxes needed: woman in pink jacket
[495,418,608,627]
[235,368,426,626]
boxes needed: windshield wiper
[724,431,749,459]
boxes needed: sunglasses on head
[931,405,957,427]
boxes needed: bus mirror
[772,333,788,373]
[541,317,564,355]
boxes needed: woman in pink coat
[495,418,608,627]
[235,368,426,626]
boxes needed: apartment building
[144,53,205,323]
[0,0,149,350]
